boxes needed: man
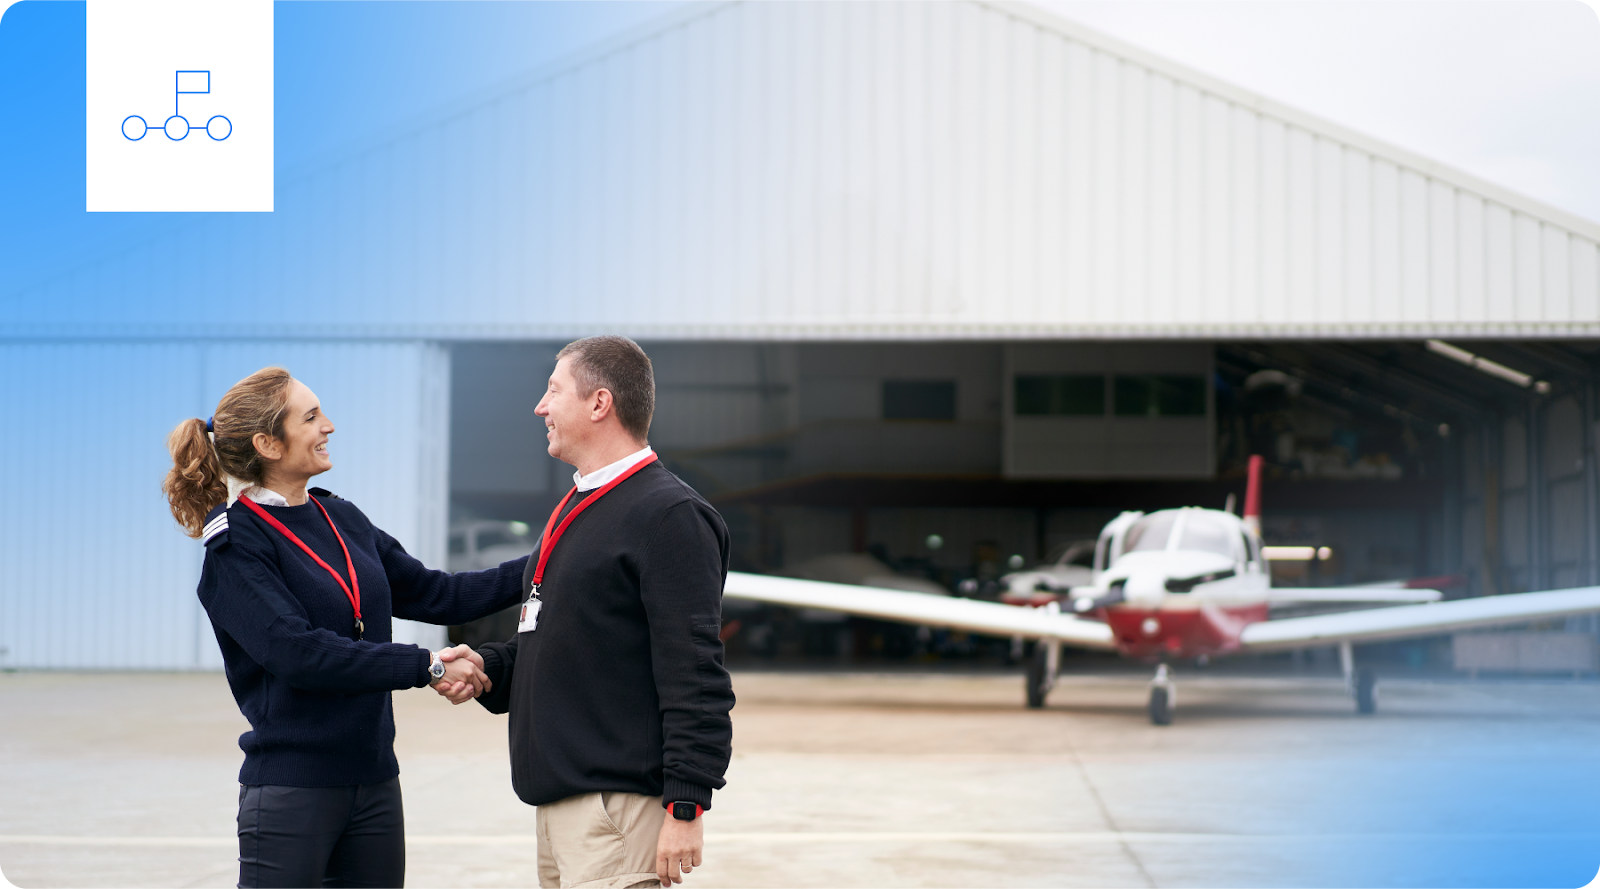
[444,335,734,888]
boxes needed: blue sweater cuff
[408,647,433,688]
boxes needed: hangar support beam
[1528,399,1546,592]
[1217,347,1453,432]
[1586,382,1600,588]
[1296,344,1501,421]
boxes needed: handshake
[429,645,491,705]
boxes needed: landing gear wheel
[1148,685,1173,725]
[1025,643,1049,709]
[1354,668,1377,714]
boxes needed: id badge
[517,597,542,633]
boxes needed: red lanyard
[532,450,656,593]
[237,494,363,636]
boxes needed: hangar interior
[449,338,1600,666]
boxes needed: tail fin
[1243,455,1263,536]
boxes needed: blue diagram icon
[122,71,231,142]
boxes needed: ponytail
[164,418,227,538]
[163,366,296,538]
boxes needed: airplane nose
[1123,571,1167,608]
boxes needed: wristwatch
[669,801,703,822]
[428,652,446,682]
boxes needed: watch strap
[669,801,703,821]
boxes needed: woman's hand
[431,645,490,704]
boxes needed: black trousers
[237,778,406,888]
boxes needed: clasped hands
[430,644,491,704]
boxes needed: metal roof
[8,0,1598,340]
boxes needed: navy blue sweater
[199,491,527,787]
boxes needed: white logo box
[86,0,273,212]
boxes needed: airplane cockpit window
[1122,513,1179,553]
[1178,516,1237,559]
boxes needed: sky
[1033,1,1600,224]
[4,0,1599,297]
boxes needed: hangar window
[1013,375,1106,416]
[883,380,957,421]
[1113,375,1207,417]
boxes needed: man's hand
[656,812,704,885]
[431,645,490,704]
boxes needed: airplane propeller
[1073,585,1126,613]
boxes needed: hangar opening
[446,339,1600,671]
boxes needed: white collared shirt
[226,475,290,508]
[245,487,291,507]
[572,446,655,492]
[203,480,292,548]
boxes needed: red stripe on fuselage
[1102,603,1269,659]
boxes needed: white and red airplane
[722,456,1600,724]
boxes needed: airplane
[721,456,1600,724]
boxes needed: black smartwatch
[670,801,703,822]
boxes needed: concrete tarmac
[1,669,1597,888]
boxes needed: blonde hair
[162,367,296,537]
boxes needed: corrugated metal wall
[1542,396,1588,591]
[10,1,1598,342]
[1458,393,1600,601]
[0,343,205,669]
[0,341,450,669]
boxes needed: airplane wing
[1268,588,1442,604]
[723,571,1117,650]
[1240,586,1600,653]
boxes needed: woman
[163,366,524,888]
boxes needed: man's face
[535,357,591,465]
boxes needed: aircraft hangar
[3,0,1598,670]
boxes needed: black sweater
[475,462,735,809]
[199,491,527,787]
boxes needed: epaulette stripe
[202,514,229,544]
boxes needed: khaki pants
[536,791,666,889]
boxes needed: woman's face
[257,380,336,483]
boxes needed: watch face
[672,802,697,821]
